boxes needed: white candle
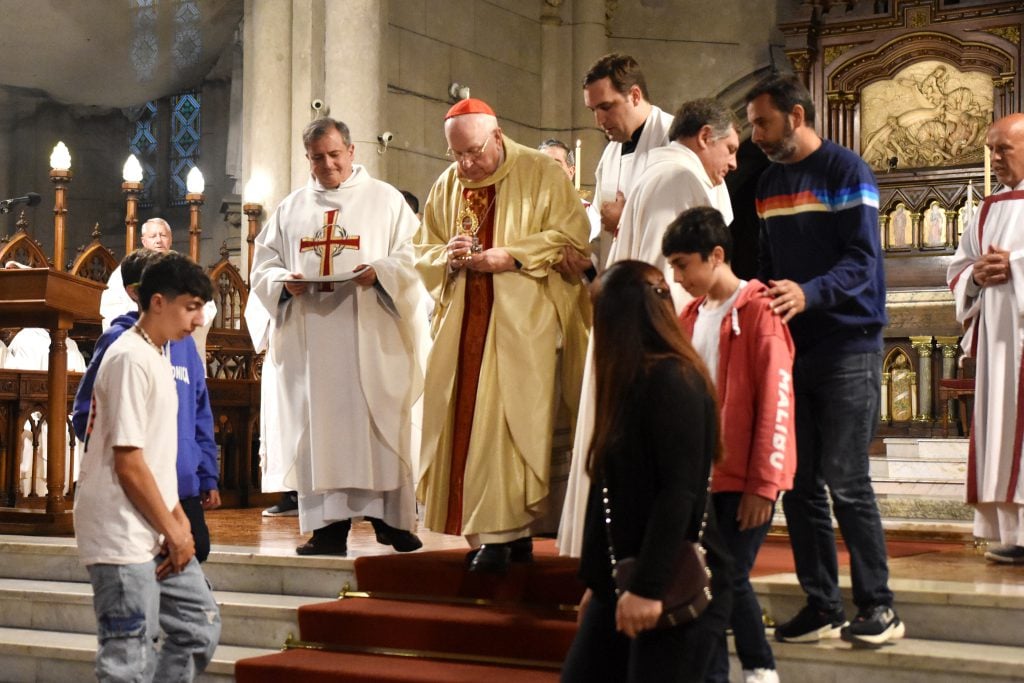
[574,139,582,192]
[984,146,991,196]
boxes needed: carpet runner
[234,536,958,681]
[235,539,581,682]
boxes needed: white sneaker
[743,668,780,683]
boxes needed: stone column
[936,335,961,429]
[540,1,572,134]
[935,336,960,380]
[243,0,294,216]
[323,0,384,178]
[910,336,934,421]
[572,0,608,191]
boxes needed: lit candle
[50,141,71,171]
[122,154,144,182]
[984,146,991,196]
[186,166,205,194]
[574,139,582,191]
[966,179,974,225]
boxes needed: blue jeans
[783,351,893,614]
[87,557,221,682]
[706,492,775,682]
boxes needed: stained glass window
[128,101,158,206]
[170,91,202,204]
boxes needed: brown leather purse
[603,481,713,628]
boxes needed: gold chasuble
[415,137,591,539]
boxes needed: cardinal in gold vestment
[415,98,590,571]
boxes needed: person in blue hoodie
[74,248,221,562]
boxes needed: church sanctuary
[0,0,1022,680]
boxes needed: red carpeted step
[299,597,577,662]
[235,649,560,683]
[353,540,585,606]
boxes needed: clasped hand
[446,235,515,273]
[972,246,1011,288]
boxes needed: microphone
[0,192,41,214]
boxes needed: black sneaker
[840,605,905,647]
[984,544,1024,564]
[262,491,298,517]
[774,605,847,643]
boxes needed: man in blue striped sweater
[745,76,903,647]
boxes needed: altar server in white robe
[250,117,427,556]
[947,112,1024,564]
[583,53,674,271]
[558,98,740,556]
[101,217,217,364]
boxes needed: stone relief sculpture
[861,61,992,172]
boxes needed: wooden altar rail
[0,367,270,533]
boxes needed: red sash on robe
[445,185,496,534]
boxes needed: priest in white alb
[558,98,740,557]
[583,53,674,270]
[250,117,427,556]
[947,112,1024,564]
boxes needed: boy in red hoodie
[663,206,796,683]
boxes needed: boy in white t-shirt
[663,206,796,683]
[75,252,220,682]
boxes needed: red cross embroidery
[299,209,360,291]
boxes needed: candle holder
[122,181,142,253]
[50,168,72,272]
[187,192,204,263]
[242,202,263,283]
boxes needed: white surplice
[589,105,674,270]
[250,166,427,533]
[947,180,1024,546]
[558,141,734,557]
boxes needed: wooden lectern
[0,268,103,533]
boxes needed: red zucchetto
[444,98,496,120]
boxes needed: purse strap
[602,473,713,573]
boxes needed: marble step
[0,577,320,649]
[752,571,1024,648]
[0,626,273,683]
[763,634,1024,683]
[883,437,969,460]
[0,535,356,598]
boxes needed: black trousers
[561,591,723,683]
[180,495,211,563]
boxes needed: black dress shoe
[507,537,534,563]
[296,519,351,556]
[468,543,512,573]
[366,517,423,552]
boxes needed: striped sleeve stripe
[757,184,879,218]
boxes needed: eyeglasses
[446,134,492,162]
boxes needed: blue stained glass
[170,91,201,204]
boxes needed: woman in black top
[562,260,733,682]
